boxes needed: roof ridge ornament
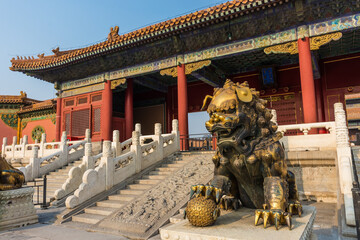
[52,47,62,57]
[108,26,120,42]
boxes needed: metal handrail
[26,175,48,209]
[180,133,216,152]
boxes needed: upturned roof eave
[9,0,287,74]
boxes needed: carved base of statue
[0,187,38,230]
[160,206,316,240]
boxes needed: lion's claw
[190,184,223,204]
[255,209,292,230]
[219,195,241,210]
[287,201,302,217]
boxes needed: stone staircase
[25,159,83,204]
[23,142,102,205]
[70,155,192,226]
[57,151,215,240]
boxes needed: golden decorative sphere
[186,196,218,227]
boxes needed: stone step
[108,194,137,201]
[48,171,68,176]
[33,193,55,200]
[45,186,62,192]
[169,213,184,224]
[47,175,68,180]
[127,184,153,190]
[85,206,114,216]
[96,200,124,208]
[56,168,71,173]
[142,175,167,180]
[149,170,171,176]
[72,213,104,225]
[33,192,54,198]
[25,182,43,187]
[161,163,185,168]
[118,189,143,195]
[47,182,64,187]
[155,167,178,172]
[43,179,66,184]
[135,179,160,185]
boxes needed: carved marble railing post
[112,130,121,157]
[131,131,142,173]
[154,123,163,161]
[59,131,68,167]
[29,147,39,181]
[1,137,7,157]
[11,136,17,160]
[40,133,46,157]
[135,123,142,136]
[102,141,114,190]
[171,119,180,151]
[85,129,91,143]
[21,135,28,158]
[83,143,94,170]
[271,109,278,125]
[19,138,23,145]
[334,102,355,226]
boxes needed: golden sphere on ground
[186,196,218,227]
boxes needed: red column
[125,79,133,140]
[177,64,189,150]
[55,96,62,141]
[102,80,113,141]
[298,37,317,124]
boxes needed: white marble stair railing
[278,122,336,152]
[2,130,90,164]
[274,103,355,226]
[18,129,91,182]
[65,120,180,209]
[54,130,132,201]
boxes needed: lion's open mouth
[209,124,236,138]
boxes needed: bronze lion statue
[0,155,25,191]
[186,80,302,230]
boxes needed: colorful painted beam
[61,13,360,91]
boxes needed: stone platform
[160,206,316,240]
[0,187,38,230]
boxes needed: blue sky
[0,0,226,100]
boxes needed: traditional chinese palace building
[7,0,360,144]
[0,93,56,145]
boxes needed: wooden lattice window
[71,109,90,136]
[65,113,71,135]
[93,108,101,133]
[77,97,88,105]
[65,99,74,107]
[91,94,102,102]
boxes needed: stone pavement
[304,202,339,240]
[0,207,128,240]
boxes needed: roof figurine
[108,26,120,42]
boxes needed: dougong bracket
[160,60,211,78]
[264,32,342,55]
